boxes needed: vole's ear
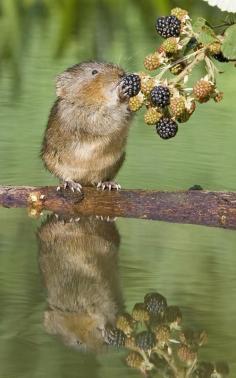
[55,72,73,98]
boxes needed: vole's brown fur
[38,215,123,350]
[41,62,132,190]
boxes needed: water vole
[41,61,133,191]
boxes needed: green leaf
[199,25,217,45]
[222,24,236,60]
[192,17,206,34]
[192,17,217,45]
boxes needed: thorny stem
[186,358,198,378]
[153,347,180,378]
[172,50,206,84]
[155,48,206,83]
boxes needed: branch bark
[1,185,236,230]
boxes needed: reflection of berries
[214,91,224,103]
[132,303,150,322]
[122,74,141,97]
[141,77,155,95]
[144,292,167,316]
[169,62,186,75]
[156,117,178,140]
[165,305,182,326]
[116,313,135,336]
[106,327,126,347]
[135,331,156,351]
[150,86,170,108]
[177,344,197,365]
[162,37,179,54]
[128,94,144,112]
[213,51,229,63]
[196,362,214,378]
[171,7,189,21]
[144,52,161,71]
[126,352,145,369]
[144,108,162,125]
[215,361,230,375]
[125,336,137,350]
[169,96,186,118]
[156,16,181,38]
[193,80,214,102]
[155,325,170,345]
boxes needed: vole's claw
[118,83,130,102]
[97,181,121,191]
[61,180,82,193]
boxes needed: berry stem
[172,50,206,84]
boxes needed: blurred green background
[0,1,236,377]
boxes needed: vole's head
[56,61,126,107]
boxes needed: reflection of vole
[37,215,123,350]
[41,62,133,191]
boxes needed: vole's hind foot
[97,181,121,191]
[56,180,82,193]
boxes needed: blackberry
[126,351,145,369]
[161,37,179,55]
[154,325,170,345]
[165,305,182,328]
[156,117,178,140]
[116,313,135,336]
[169,96,186,118]
[144,292,167,316]
[122,74,141,97]
[150,85,170,108]
[144,52,162,71]
[213,51,229,63]
[144,107,162,125]
[105,326,126,347]
[193,79,214,102]
[128,94,144,112]
[215,361,230,375]
[156,16,181,39]
[141,76,155,95]
[135,331,156,351]
[132,303,150,322]
[171,7,189,22]
[177,344,197,366]
[196,361,214,378]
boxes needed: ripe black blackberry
[150,85,170,108]
[213,51,229,63]
[105,327,126,347]
[135,331,156,351]
[122,74,141,97]
[144,292,167,316]
[156,117,178,139]
[156,16,181,39]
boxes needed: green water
[0,1,236,377]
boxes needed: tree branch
[1,185,236,230]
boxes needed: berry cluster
[104,290,229,377]
[125,7,232,140]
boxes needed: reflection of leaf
[222,24,236,60]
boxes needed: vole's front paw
[117,82,130,102]
[57,180,82,193]
[97,181,121,191]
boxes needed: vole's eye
[92,69,98,75]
